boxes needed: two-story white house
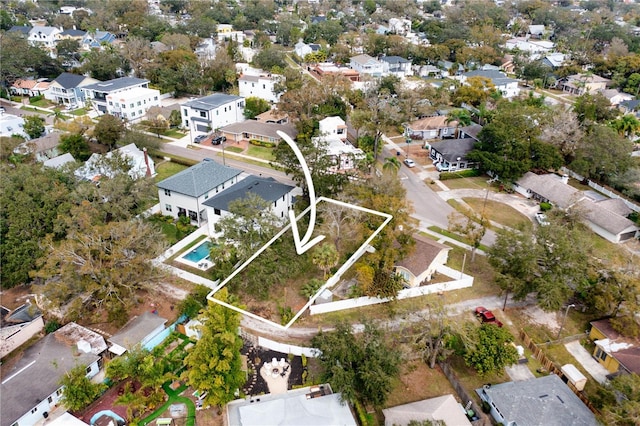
[238,72,282,103]
[45,72,99,107]
[216,23,245,43]
[203,175,295,235]
[294,40,322,58]
[27,26,62,52]
[319,116,348,140]
[350,54,384,77]
[380,56,413,78]
[181,93,245,134]
[156,158,243,225]
[82,77,160,121]
[315,117,363,172]
[0,323,106,426]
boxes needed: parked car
[211,135,226,145]
[194,134,207,144]
[475,306,503,327]
[435,162,450,172]
[535,212,549,226]
[403,158,416,168]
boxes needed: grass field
[225,146,243,153]
[246,145,275,161]
[70,107,88,116]
[440,175,494,190]
[155,161,188,182]
[463,198,532,231]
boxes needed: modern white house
[238,72,282,103]
[203,175,295,235]
[0,323,106,426]
[156,158,243,225]
[82,77,160,121]
[74,143,156,181]
[180,94,246,134]
[294,40,322,58]
[45,72,99,107]
[350,54,384,77]
[319,116,348,140]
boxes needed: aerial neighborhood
[2,0,640,425]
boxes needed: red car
[475,307,503,327]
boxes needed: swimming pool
[90,410,125,425]
[182,240,213,263]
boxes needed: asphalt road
[0,99,55,126]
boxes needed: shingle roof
[221,120,297,140]
[517,172,583,209]
[156,159,242,197]
[408,115,455,131]
[53,72,91,89]
[591,319,640,375]
[0,325,100,426]
[8,25,31,35]
[108,312,167,349]
[202,176,293,211]
[351,54,380,66]
[463,70,519,86]
[574,199,638,235]
[396,234,451,277]
[60,29,86,37]
[380,56,410,64]
[82,77,148,92]
[183,94,243,111]
[382,394,471,426]
[28,26,60,37]
[477,375,598,426]
[429,138,476,162]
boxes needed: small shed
[561,364,587,391]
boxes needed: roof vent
[77,340,91,353]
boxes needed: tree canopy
[463,323,518,376]
[60,365,106,412]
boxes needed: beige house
[395,235,452,287]
[558,74,611,96]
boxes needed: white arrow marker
[277,130,326,254]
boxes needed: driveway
[505,364,535,381]
[564,341,609,384]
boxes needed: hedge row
[439,169,481,180]
[250,139,276,148]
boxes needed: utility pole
[556,304,575,340]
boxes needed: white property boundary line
[206,196,393,331]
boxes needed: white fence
[561,167,640,212]
[309,265,473,315]
[257,336,318,357]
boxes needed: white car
[403,158,416,168]
[535,212,549,226]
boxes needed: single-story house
[405,115,458,140]
[513,172,586,209]
[156,158,242,225]
[476,375,598,426]
[0,323,106,426]
[557,74,611,96]
[254,109,289,124]
[308,62,360,82]
[107,311,167,356]
[600,89,634,107]
[203,175,295,235]
[74,143,155,181]
[438,60,464,76]
[395,235,452,287]
[428,138,477,172]
[14,132,61,160]
[0,301,44,358]
[43,152,76,169]
[589,318,640,375]
[226,384,357,426]
[573,198,639,243]
[528,24,546,38]
[9,78,50,97]
[294,40,322,58]
[414,64,443,78]
[382,394,472,426]
[220,120,297,145]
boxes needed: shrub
[278,305,294,325]
[249,139,276,148]
[539,202,552,211]
[439,169,481,180]
[45,320,61,333]
[29,95,43,104]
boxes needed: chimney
[143,147,151,177]
[561,174,569,184]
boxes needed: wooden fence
[518,330,602,416]
[439,362,491,426]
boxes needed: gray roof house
[156,159,243,225]
[383,394,472,426]
[0,323,105,426]
[108,311,167,356]
[221,120,297,144]
[45,72,99,107]
[428,138,477,172]
[460,70,521,98]
[380,55,413,77]
[0,301,44,358]
[476,375,598,426]
[181,93,246,133]
[203,175,295,236]
[513,172,586,209]
[573,198,639,243]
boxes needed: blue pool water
[90,410,125,425]
[182,241,213,263]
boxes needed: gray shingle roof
[221,120,297,140]
[53,72,90,89]
[477,375,598,426]
[0,325,100,426]
[183,94,243,111]
[108,312,167,349]
[517,172,583,209]
[429,138,476,162]
[203,176,293,211]
[156,159,242,197]
[575,199,638,235]
[82,77,148,92]
[464,69,519,86]
[380,56,410,64]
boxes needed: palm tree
[383,156,401,174]
[311,242,340,279]
[610,114,640,139]
[446,109,472,137]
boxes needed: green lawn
[463,198,532,231]
[29,99,54,108]
[70,107,89,116]
[439,175,494,190]
[155,161,188,182]
[246,145,275,161]
[225,146,243,153]
[163,128,186,138]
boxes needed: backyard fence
[518,330,602,416]
[239,329,318,357]
[561,167,640,212]
[439,362,491,426]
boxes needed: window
[56,389,63,396]
[596,348,608,362]
[154,96,158,101]
[199,111,206,118]
[48,396,53,404]
[274,200,277,207]
[165,204,172,212]
[263,84,266,89]
[183,108,188,115]
[252,83,255,88]
[137,101,141,106]
[31,407,38,414]
[129,103,134,108]
[214,208,221,215]
[216,110,219,115]
[188,210,197,221]
[204,193,209,199]
[109,101,113,106]
[138,110,142,115]
[86,365,91,374]
[164,189,171,196]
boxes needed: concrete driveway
[564,341,610,384]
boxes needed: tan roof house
[513,172,586,209]
[405,115,458,140]
[395,235,451,288]
[559,73,611,96]
[383,394,472,426]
